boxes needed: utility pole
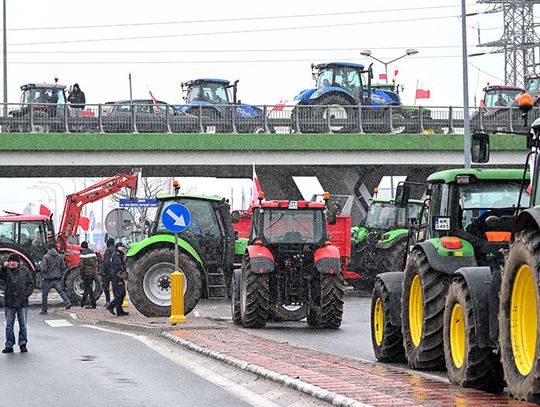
[3,0,7,117]
[463,0,471,168]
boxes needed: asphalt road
[0,309,330,407]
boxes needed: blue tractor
[179,78,264,133]
[292,62,404,133]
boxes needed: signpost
[161,184,190,324]
[104,208,135,238]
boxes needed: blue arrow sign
[161,203,191,233]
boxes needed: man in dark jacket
[79,241,97,309]
[105,242,129,316]
[67,83,86,117]
[40,243,71,314]
[0,253,34,353]
[101,237,115,306]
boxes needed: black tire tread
[240,257,269,328]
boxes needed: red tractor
[231,193,345,329]
[0,172,138,306]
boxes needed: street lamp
[28,186,56,220]
[360,48,419,84]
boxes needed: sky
[3,0,521,107]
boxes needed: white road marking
[69,313,78,319]
[193,310,200,317]
[82,325,281,407]
[45,319,73,327]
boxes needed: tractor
[525,73,540,106]
[284,62,404,133]
[349,197,423,290]
[231,193,344,329]
[179,78,264,133]
[370,168,528,375]
[126,193,236,317]
[472,84,525,133]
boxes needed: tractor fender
[513,207,540,237]
[453,266,498,349]
[376,272,404,326]
[182,102,223,117]
[126,235,203,266]
[309,87,356,104]
[293,88,317,104]
[246,245,274,273]
[314,245,341,274]
[414,241,477,275]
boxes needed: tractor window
[18,221,47,261]
[157,200,221,238]
[459,182,526,210]
[526,79,540,94]
[0,222,15,243]
[316,70,334,89]
[260,209,324,244]
[364,203,397,229]
[187,84,230,105]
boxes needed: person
[45,89,59,117]
[101,237,115,307]
[40,242,71,314]
[67,83,86,118]
[106,242,129,316]
[79,241,97,309]
[0,253,34,353]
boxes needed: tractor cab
[525,73,540,106]
[363,198,423,232]
[182,78,234,106]
[17,81,67,117]
[480,85,524,108]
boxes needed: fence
[1,102,538,134]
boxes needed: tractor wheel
[371,279,405,362]
[499,228,540,402]
[239,257,269,328]
[307,273,345,329]
[380,238,408,273]
[401,249,448,369]
[64,268,103,306]
[314,94,356,133]
[128,248,202,317]
[390,112,406,134]
[187,107,224,133]
[268,303,306,322]
[443,278,504,393]
[231,269,242,325]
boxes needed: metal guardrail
[1,102,538,134]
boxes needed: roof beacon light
[258,190,265,205]
[323,191,330,201]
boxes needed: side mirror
[471,131,490,163]
[394,184,410,208]
[231,211,240,223]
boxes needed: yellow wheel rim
[450,303,465,368]
[409,275,423,347]
[510,264,538,376]
[373,297,384,346]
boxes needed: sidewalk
[54,305,535,407]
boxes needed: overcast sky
[4,1,517,107]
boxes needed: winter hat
[7,253,20,263]
[80,241,89,249]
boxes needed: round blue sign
[161,203,191,233]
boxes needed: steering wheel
[280,231,305,243]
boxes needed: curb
[161,331,372,407]
[95,317,230,334]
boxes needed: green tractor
[349,197,423,289]
[371,168,528,372]
[126,194,236,317]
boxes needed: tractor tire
[380,238,408,273]
[268,304,306,322]
[128,248,202,318]
[499,228,540,402]
[239,257,269,328]
[64,268,103,306]
[443,278,504,393]
[401,249,448,370]
[314,94,356,133]
[231,269,242,325]
[307,273,345,329]
[371,279,405,362]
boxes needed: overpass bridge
[0,132,527,223]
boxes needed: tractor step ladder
[206,269,227,299]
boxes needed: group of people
[44,82,86,117]
[0,238,129,354]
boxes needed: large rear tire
[499,229,540,402]
[65,268,103,305]
[314,94,356,133]
[443,278,504,392]
[401,249,448,369]
[380,238,408,273]
[268,303,306,322]
[128,248,202,317]
[371,279,405,362]
[307,273,344,329]
[239,257,269,328]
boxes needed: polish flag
[252,165,262,205]
[379,73,387,81]
[39,204,51,217]
[79,216,90,231]
[415,81,431,99]
[148,90,160,114]
[394,67,399,77]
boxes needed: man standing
[40,243,71,314]
[105,242,129,316]
[101,237,115,307]
[67,83,86,117]
[79,241,97,309]
[0,253,34,353]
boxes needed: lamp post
[29,186,56,220]
[360,49,419,84]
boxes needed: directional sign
[161,203,191,233]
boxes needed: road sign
[161,203,191,233]
[105,208,135,238]
[119,198,159,208]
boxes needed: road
[0,308,330,407]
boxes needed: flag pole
[414,79,418,106]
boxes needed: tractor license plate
[288,201,298,209]
[434,217,451,231]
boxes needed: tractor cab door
[17,221,48,264]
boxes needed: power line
[10,4,479,32]
[10,14,464,46]
[469,60,504,82]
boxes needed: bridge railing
[1,102,538,134]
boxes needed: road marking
[45,319,73,327]
[69,313,78,319]
[82,325,281,407]
[193,310,200,317]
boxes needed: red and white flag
[394,67,399,77]
[415,80,431,99]
[379,73,387,81]
[252,164,262,205]
[148,90,160,114]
